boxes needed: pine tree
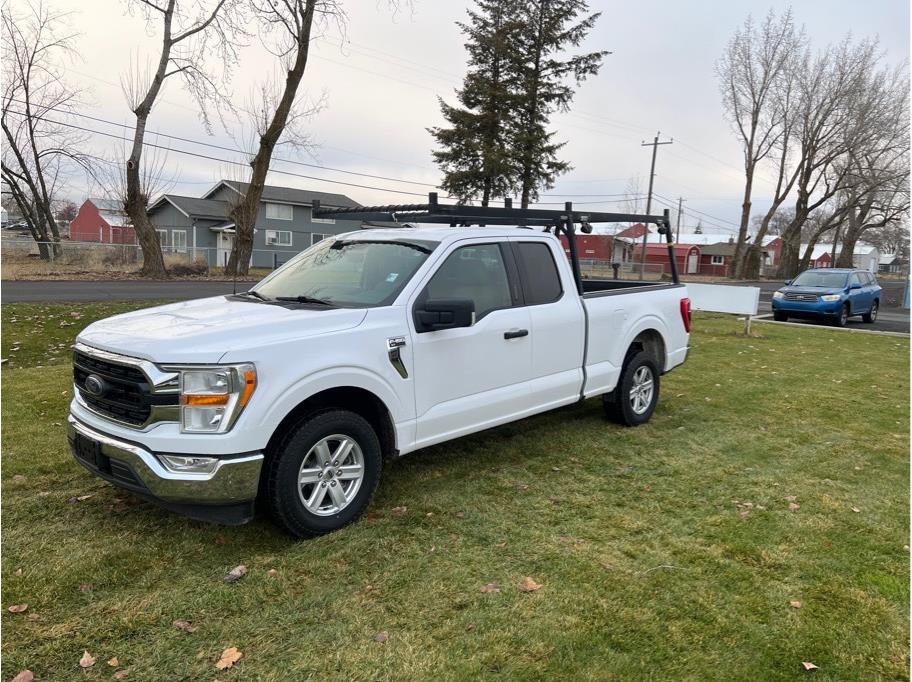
[428,0,522,206]
[510,0,608,208]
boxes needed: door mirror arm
[415,298,475,333]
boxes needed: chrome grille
[784,292,818,302]
[73,349,178,427]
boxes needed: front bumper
[771,298,843,317]
[67,416,263,525]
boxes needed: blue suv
[771,268,881,327]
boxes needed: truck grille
[73,350,177,426]
[784,292,818,302]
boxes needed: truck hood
[76,296,368,363]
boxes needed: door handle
[504,329,529,340]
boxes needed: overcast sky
[56,0,910,234]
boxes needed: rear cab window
[513,241,563,306]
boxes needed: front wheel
[603,351,661,427]
[773,310,788,322]
[834,304,850,327]
[863,300,878,323]
[265,410,382,538]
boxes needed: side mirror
[784,279,792,286]
[415,298,475,332]
[850,282,862,290]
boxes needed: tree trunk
[731,164,754,278]
[836,231,860,268]
[519,3,545,209]
[227,0,317,277]
[776,228,803,278]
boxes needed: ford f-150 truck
[68,199,690,537]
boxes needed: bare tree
[225,0,342,276]
[717,10,804,278]
[122,0,245,277]
[1,0,93,260]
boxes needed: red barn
[699,242,735,276]
[632,243,701,275]
[69,199,135,244]
[615,223,650,239]
[558,234,614,261]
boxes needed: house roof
[214,180,358,208]
[88,198,122,212]
[615,223,649,238]
[634,243,701,256]
[701,242,737,256]
[149,195,230,220]
[656,232,740,246]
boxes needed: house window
[266,230,292,246]
[311,233,329,246]
[711,255,724,265]
[156,229,167,246]
[265,203,293,221]
[172,230,187,252]
[312,217,335,224]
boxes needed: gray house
[147,180,361,268]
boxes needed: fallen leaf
[79,583,91,593]
[391,506,407,517]
[548,497,561,505]
[851,507,860,513]
[785,495,797,502]
[454,511,465,518]
[374,631,389,643]
[465,623,476,631]
[11,671,33,682]
[113,670,129,680]
[14,568,23,577]
[551,467,561,472]
[802,661,818,671]
[215,647,243,670]
[480,582,501,594]
[172,619,198,633]
[514,484,529,491]
[8,604,28,613]
[107,656,119,667]
[223,565,247,583]
[214,535,227,545]
[80,650,96,668]
[266,569,278,578]
[11,475,26,482]
[789,600,802,609]
[739,510,750,518]
[76,494,94,502]
[518,577,542,593]
[788,502,800,512]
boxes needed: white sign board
[687,283,760,316]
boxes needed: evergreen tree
[429,0,522,206]
[510,0,608,208]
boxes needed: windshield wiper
[274,295,335,306]
[239,290,269,301]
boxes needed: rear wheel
[834,304,850,327]
[603,351,660,427]
[773,310,788,322]
[265,410,381,538]
[863,300,878,323]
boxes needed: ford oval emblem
[84,374,105,397]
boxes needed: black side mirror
[415,298,474,332]
[784,279,792,285]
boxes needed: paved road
[1,280,241,303]
[3,277,908,334]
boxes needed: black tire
[773,310,788,322]
[863,300,878,323]
[603,351,661,427]
[265,410,382,538]
[834,303,850,327]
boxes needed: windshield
[254,237,436,307]
[790,271,848,288]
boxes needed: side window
[423,244,512,321]
[516,242,562,305]
[850,273,862,287]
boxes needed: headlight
[178,364,256,433]
[772,291,785,299]
[820,294,841,302]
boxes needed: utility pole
[639,132,673,279]
[675,197,686,243]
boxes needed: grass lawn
[2,302,909,681]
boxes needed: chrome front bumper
[67,416,263,516]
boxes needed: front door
[409,242,533,446]
[687,250,698,274]
[217,231,234,267]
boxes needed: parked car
[68,224,691,538]
[771,268,881,326]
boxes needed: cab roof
[339,224,555,244]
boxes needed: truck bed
[581,279,684,297]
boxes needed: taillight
[680,297,692,332]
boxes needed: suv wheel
[265,410,381,538]
[773,310,788,322]
[603,351,660,427]
[834,304,850,327]
[863,300,878,323]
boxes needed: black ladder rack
[312,192,679,292]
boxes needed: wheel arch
[625,328,667,373]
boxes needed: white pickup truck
[68,204,690,537]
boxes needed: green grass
[2,302,909,681]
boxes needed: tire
[863,300,878,323]
[834,303,850,327]
[603,351,661,427]
[773,310,788,322]
[265,410,382,538]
